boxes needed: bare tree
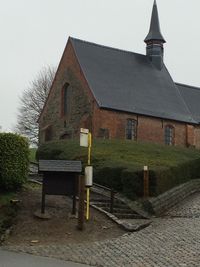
[16,66,56,145]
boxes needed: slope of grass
[37,139,200,198]
[37,139,200,169]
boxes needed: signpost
[80,128,93,221]
[143,165,149,198]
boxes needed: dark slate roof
[144,0,166,43]
[176,83,200,123]
[39,160,82,173]
[70,37,197,124]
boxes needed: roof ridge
[176,82,200,91]
[69,36,146,58]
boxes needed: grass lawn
[37,139,200,170]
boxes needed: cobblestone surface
[3,192,200,266]
[165,192,200,218]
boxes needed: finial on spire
[144,0,165,43]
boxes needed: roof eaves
[100,106,198,125]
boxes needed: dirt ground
[4,183,125,246]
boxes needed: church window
[165,125,174,145]
[126,119,137,140]
[62,83,70,116]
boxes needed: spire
[144,0,166,43]
[144,0,166,70]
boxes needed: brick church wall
[194,126,200,149]
[39,39,197,148]
[92,105,189,147]
[39,40,95,143]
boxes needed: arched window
[62,83,70,116]
[126,119,137,140]
[165,125,174,145]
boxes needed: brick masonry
[38,39,199,148]
[38,40,94,143]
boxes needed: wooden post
[143,166,149,198]
[77,175,85,230]
[72,194,76,215]
[86,187,90,220]
[72,175,78,215]
[41,178,45,214]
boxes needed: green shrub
[36,139,200,199]
[0,133,29,191]
[121,169,141,199]
[94,166,125,191]
[153,159,200,195]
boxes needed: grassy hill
[36,139,200,199]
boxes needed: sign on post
[85,166,93,187]
[80,128,89,147]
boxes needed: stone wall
[144,179,200,215]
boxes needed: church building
[38,0,200,148]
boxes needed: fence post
[77,175,85,230]
[41,180,45,214]
[143,166,149,198]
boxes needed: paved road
[0,249,90,267]
[4,192,200,266]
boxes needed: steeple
[144,0,166,70]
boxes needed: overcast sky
[0,0,200,131]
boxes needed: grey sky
[0,0,200,131]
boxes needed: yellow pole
[86,132,92,221]
[88,133,92,165]
[86,187,90,220]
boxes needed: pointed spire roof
[144,0,166,43]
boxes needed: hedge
[0,133,29,191]
[36,139,200,199]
